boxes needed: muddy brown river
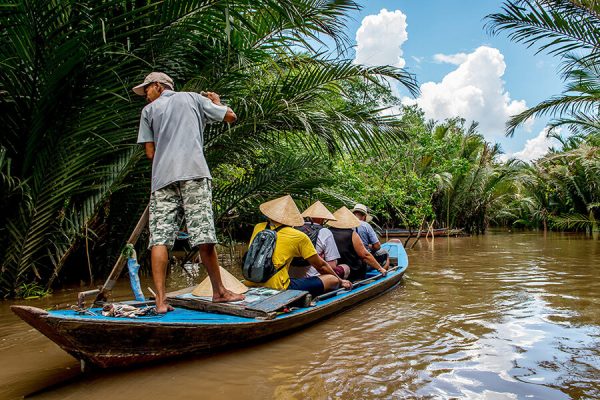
[1,232,598,399]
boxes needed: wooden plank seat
[167,288,309,320]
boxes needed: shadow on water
[1,232,599,399]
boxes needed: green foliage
[329,106,511,234]
[0,0,417,297]
[496,135,600,233]
[486,1,600,235]
[15,282,51,300]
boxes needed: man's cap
[352,203,373,222]
[132,72,174,96]
[259,195,304,227]
[326,206,361,229]
[301,201,336,221]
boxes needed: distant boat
[378,228,465,238]
[11,241,408,369]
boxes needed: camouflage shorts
[149,178,217,248]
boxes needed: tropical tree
[495,133,600,234]
[504,162,555,231]
[486,1,600,237]
[429,120,520,234]
[328,106,517,234]
[0,0,418,297]
[544,142,600,234]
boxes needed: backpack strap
[268,224,288,274]
[265,223,287,232]
[274,225,286,232]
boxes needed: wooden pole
[76,205,149,307]
[315,266,400,302]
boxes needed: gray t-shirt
[137,90,227,192]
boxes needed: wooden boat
[380,227,465,238]
[380,227,446,237]
[11,242,408,369]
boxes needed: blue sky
[334,1,565,159]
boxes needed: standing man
[352,204,389,270]
[133,72,244,312]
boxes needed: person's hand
[340,279,352,290]
[204,91,221,104]
[378,267,387,276]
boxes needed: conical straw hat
[192,266,248,297]
[301,201,337,221]
[259,195,304,227]
[326,206,361,229]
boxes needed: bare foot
[212,290,245,303]
[156,303,174,314]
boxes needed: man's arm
[319,232,340,269]
[352,232,386,274]
[306,254,352,289]
[137,108,155,154]
[144,142,155,160]
[205,92,237,123]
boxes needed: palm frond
[486,0,600,58]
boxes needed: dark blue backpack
[290,223,323,267]
[242,224,285,283]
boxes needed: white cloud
[433,52,468,65]
[354,9,408,68]
[511,127,561,162]
[403,46,531,139]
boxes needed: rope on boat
[101,303,159,318]
[71,303,164,319]
[70,305,98,316]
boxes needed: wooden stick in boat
[76,205,149,307]
[315,265,400,302]
[147,287,157,298]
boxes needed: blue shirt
[137,90,227,192]
[355,221,379,247]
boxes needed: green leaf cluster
[498,135,600,233]
[328,106,512,234]
[0,0,417,297]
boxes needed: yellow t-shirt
[245,222,317,290]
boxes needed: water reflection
[0,232,598,399]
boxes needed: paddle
[77,205,149,307]
[314,265,401,302]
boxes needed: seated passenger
[328,206,387,281]
[289,201,350,280]
[245,195,352,297]
[352,203,390,270]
